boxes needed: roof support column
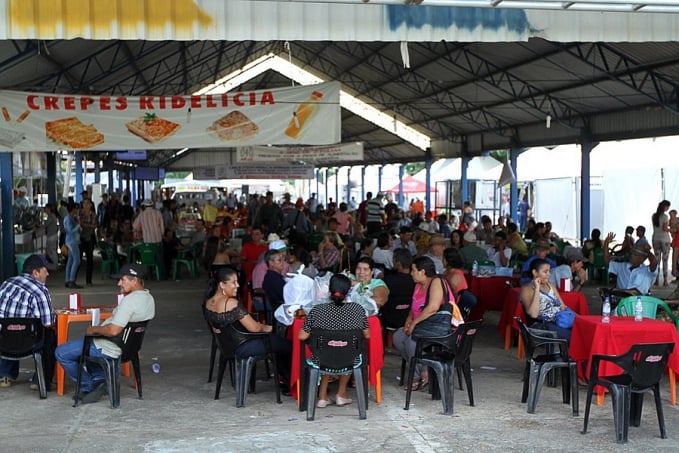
[324,168,330,207]
[460,156,469,211]
[360,166,365,201]
[398,164,405,209]
[108,168,114,195]
[0,152,15,280]
[425,148,433,214]
[94,157,101,184]
[334,167,339,207]
[75,151,83,202]
[46,152,58,208]
[346,167,351,205]
[378,166,383,194]
[509,143,525,226]
[580,137,598,241]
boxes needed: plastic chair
[0,317,47,399]
[616,296,679,328]
[582,342,675,443]
[587,247,609,283]
[172,241,203,280]
[404,320,483,415]
[136,243,163,280]
[208,320,281,408]
[14,253,32,276]
[73,321,149,409]
[249,284,273,325]
[515,317,578,415]
[98,241,120,279]
[303,329,368,421]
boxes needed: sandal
[418,378,429,391]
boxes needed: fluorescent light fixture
[195,53,431,151]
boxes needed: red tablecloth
[465,274,520,321]
[497,288,590,345]
[569,315,679,382]
[289,315,384,401]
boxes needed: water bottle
[151,358,160,374]
[602,296,611,324]
[472,260,478,277]
[634,296,644,322]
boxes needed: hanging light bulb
[546,114,552,129]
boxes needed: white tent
[414,156,502,182]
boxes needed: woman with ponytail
[298,274,370,408]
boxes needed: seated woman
[203,267,292,392]
[287,245,318,279]
[350,257,389,311]
[520,258,572,342]
[298,274,370,408]
[506,222,528,258]
[449,229,464,250]
[582,228,603,263]
[443,247,477,319]
[393,256,457,391]
[203,236,240,271]
[313,232,342,272]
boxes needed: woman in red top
[239,227,268,283]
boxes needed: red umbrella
[387,175,438,194]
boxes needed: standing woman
[393,256,457,390]
[651,200,672,286]
[79,199,97,286]
[520,258,571,341]
[64,203,82,289]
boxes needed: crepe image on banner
[207,110,259,141]
[45,117,104,149]
[126,113,181,143]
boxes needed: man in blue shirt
[604,232,657,295]
[0,254,56,390]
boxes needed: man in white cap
[603,232,658,296]
[14,186,30,209]
[252,239,290,290]
[133,199,164,244]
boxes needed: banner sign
[193,164,313,180]
[0,82,340,151]
[236,142,364,164]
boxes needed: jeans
[0,329,56,386]
[80,239,95,284]
[393,327,424,377]
[55,338,107,393]
[235,334,291,384]
[65,243,80,283]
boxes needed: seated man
[381,249,415,330]
[549,246,588,292]
[55,264,155,404]
[520,238,557,284]
[0,254,56,390]
[261,249,286,310]
[460,230,489,268]
[487,231,511,267]
[603,232,657,296]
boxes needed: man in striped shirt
[133,199,164,244]
[0,254,56,390]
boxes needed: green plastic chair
[586,247,608,283]
[15,253,33,276]
[616,296,679,329]
[136,243,163,281]
[98,241,120,279]
[172,241,203,280]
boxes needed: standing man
[254,191,284,234]
[43,203,59,271]
[133,199,164,244]
[366,192,385,235]
[96,193,108,239]
[55,263,155,404]
[0,254,56,390]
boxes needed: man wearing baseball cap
[603,232,658,296]
[0,254,56,390]
[55,263,155,404]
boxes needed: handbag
[60,244,69,257]
[555,307,576,329]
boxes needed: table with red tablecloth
[497,288,590,356]
[465,274,520,321]
[569,315,679,405]
[289,315,384,406]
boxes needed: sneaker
[316,399,332,408]
[335,395,353,406]
[80,381,107,404]
[0,377,11,388]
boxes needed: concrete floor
[1,266,678,453]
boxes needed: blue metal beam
[398,164,405,209]
[46,152,57,208]
[0,152,15,280]
[75,151,83,202]
[580,137,598,239]
[509,144,525,226]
